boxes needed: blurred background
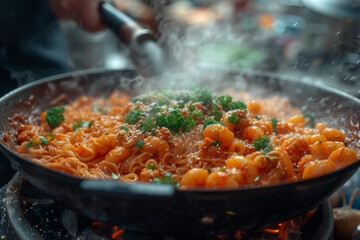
[1,0,360,213]
[60,0,360,95]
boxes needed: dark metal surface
[2,173,334,240]
[99,2,166,77]
[0,68,359,234]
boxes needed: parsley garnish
[120,126,129,131]
[153,172,179,186]
[227,113,239,125]
[45,134,55,139]
[212,140,222,147]
[202,117,224,130]
[38,136,48,145]
[45,106,65,128]
[139,118,156,134]
[270,117,279,134]
[229,101,247,112]
[25,141,38,149]
[156,109,184,132]
[303,112,315,128]
[72,120,94,131]
[147,163,156,170]
[124,109,143,124]
[252,135,273,154]
[189,104,196,112]
[135,141,145,148]
[193,89,213,106]
[214,110,223,121]
[217,95,232,111]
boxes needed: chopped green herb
[189,104,196,112]
[147,163,156,170]
[202,117,224,130]
[124,109,144,124]
[229,101,247,112]
[303,112,315,128]
[25,141,38,149]
[219,167,226,172]
[72,120,94,131]
[227,113,239,125]
[214,110,223,121]
[270,117,279,134]
[135,141,145,148]
[182,114,198,133]
[207,168,212,173]
[217,95,232,111]
[155,93,172,106]
[156,109,184,132]
[139,118,156,134]
[45,106,65,128]
[45,134,55,139]
[212,140,222,147]
[120,126,129,131]
[193,89,213,106]
[111,173,119,180]
[175,92,192,103]
[254,175,260,182]
[252,135,273,155]
[92,103,107,114]
[153,172,179,186]
[255,115,261,120]
[174,101,185,109]
[38,136,48,145]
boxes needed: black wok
[0,68,360,236]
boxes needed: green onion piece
[227,113,239,125]
[120,126,129,131]
[111,173,119,180]
[212,140,222,147]
[147,163,156,170]
[270,117,279,134]
[25,141,38,149]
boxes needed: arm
[47,0,105,32]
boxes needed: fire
[91,221,125,240]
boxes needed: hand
[47,0,104,32]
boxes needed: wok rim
[0,67,360,195]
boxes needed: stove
[0,173,333,240]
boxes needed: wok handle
[99,1,166,76]
[80,179,175,199]
[99,1,154,52]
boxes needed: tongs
[99,1,166,77]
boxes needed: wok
[0,68,360,236]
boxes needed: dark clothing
[0,0,71,85]
[0,0,71,185]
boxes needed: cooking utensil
[99,1,166,76]
[0,68,360,235]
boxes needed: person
[0,0,105,91]
[0,0,105,185]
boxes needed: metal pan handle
[99,1,166,76]
[80,179,175,199]
[99,1,154,48]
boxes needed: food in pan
[14,89,359,189]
